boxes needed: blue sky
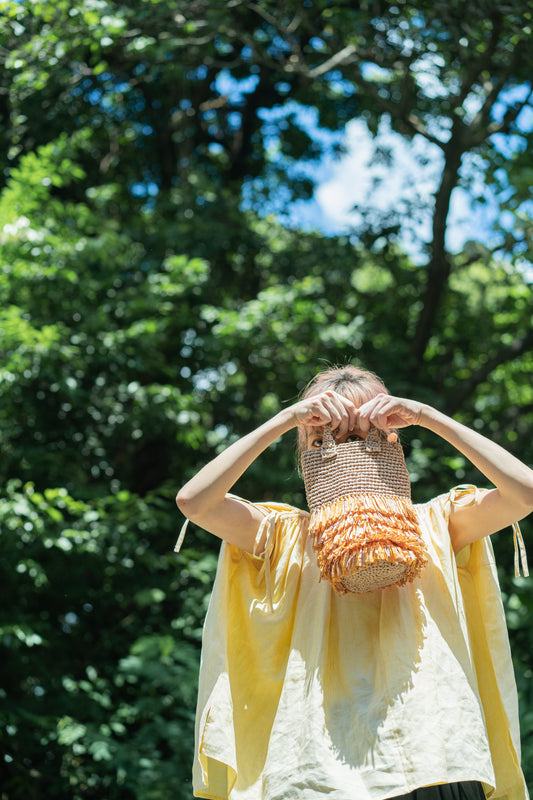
[216,70,532,269]
[284,113,501,261]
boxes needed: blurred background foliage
[0,0,532,796]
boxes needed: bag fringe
[308,493,428,595]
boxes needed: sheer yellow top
[191,486,528,800]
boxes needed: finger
[300,392,340,425]
[321,395,347,433]
[299,391,357,434]
[368,397,397,432]
[304,405,332,427]
[368,396,409,430]
[353,407,368,435]
[305,392,348,432]
[327,392,358,437]
[337,395,358,433]
[355,393,387,433]
[314,391,357,431]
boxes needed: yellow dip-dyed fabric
[192,486,528,800]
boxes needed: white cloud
[313,116,499,260]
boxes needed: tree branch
[446,328,533,414]
[308,44,358,79]
[476,86,533,142]
[346,69,445,148]
[464,77,503,146]
[246,2,302,38]
[455,11,503,108]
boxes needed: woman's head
[297,364,388,453]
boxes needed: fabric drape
[191,487,528,800]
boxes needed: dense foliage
[0,1,532,796]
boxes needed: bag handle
[321,424,382,461]
[321,425,337,460]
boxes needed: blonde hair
[297,364,389,453]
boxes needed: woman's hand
[290,390,358,437]
[355,393,424,436]
[289,391,424,445]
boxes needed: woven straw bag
[301,425,428,595]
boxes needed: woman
[177,365,533,800]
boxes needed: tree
[1,0,532,796]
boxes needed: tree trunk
[411,138,464,367]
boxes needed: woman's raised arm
[355,393,533,552]
[176,390,358,552]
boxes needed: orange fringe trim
[308,493,428,595]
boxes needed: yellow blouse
[191,486,528,800]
